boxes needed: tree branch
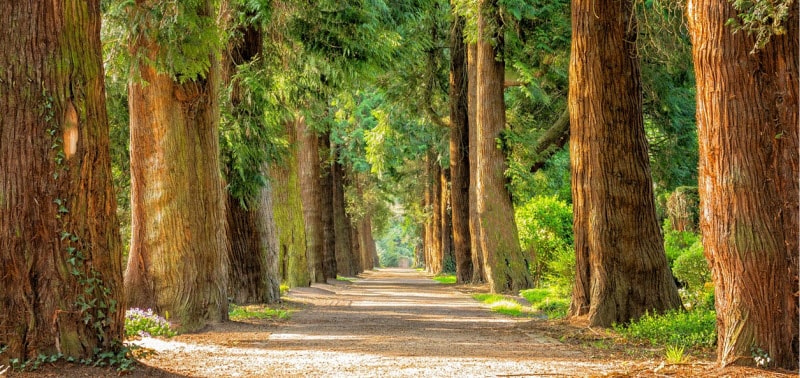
[529,107,570,173]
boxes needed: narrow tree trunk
[467,43,485,283]
[441,169,454,273]
[225,166,281,304]
[449,13,473,283]
[296,116,326,283]
[568,0,681,326]
[0,0,124,361]
[125,1,229,332]
[271,121,310,288]
[475,0,533,293]
[319,132,338,279]
[687,1,798,369]
[429,153,443,275]
[332,152,357,276]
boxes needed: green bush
[125,308,176,338]
[521,287,569,319]
[663,219,700,265]
[673,240,710,290]
[614,309,716,348]
[515,195,573,287]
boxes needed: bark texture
[271,121,310,288]
[125,1,229,332]
[319,133,338,279]
[0,0,124,361]
[475,0,532,293]
[449,13,473,283]
[332,152,358,276]
[568,0,681,326]
[296,117,326,283]
[467,43,485,283]
[687,0,798,369]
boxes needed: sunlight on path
[134,268,627,377]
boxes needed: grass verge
[229,304,291,321]
[432,274,456,284]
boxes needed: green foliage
[472,293,510,304]
[665,344,687,364]
[432,275,456,284]
[473,294,533,317]
[614,309,717,349]
[663,219,701,265]
[515,195,573,287]
[672,241,709,291]
[124,308,176,338]
[520,287,569,319]
[228,304,291,321]
[377,212,420,267]
[726,0,794,53]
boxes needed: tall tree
[687,0,798,369]
[0,0,124,361]
[296,116,327,283]
[449,12,473,283]
[467,43,485,283]
[568,0,681,326]
[124,0,229,332]
[332,151,358,276]
[475,0,533,293]
[320,132,338,278]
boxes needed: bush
[125,308,175,338]
[515,195,573,287]
[614,309,716,348]
[673,240,710,291]
[663,219,700,266]
[521,287,570,319]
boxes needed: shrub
[614,309,716,348]
[515,195,573,287]
[673,240,710,290]
[521,287,570,319]
[663,219,700,266]
[125,308,175,338]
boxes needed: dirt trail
[132,268,623,377]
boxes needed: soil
[7,268,795,377]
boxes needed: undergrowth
[472,294,531,317]
[614,309,716,349]
[520,287,569,319]
[432,274,456,284]
[229,304,291,321]
[125,308,176,338]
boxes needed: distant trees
[567,0,681,325]
[688,0,798,369]
[0,0,124,361]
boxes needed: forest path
[133,268,625,377]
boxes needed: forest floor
[10,268,794,377]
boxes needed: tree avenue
[0,0,124,362]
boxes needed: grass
[665,344,687,364]
[280,284,289,296]
[336,275,358,282]
[432,274,456,284]
[472,294,531,317]
[520,287,570,319]
[229,304,291,321]
[613,308,716,348]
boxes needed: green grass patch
[520,287,570,319]
[614,309,716,348]
[336,275,357,282]
[229,304,291,321]
[472,294,532,317]
[280,284,289,296]
[432,274,456,284]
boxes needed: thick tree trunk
[332,152,358,276]
[225,167,281,304]
[687,1,798,369]
[0,0,124,361]
[428,153,443,274]
[296,117,326,283]
[272,121,310,288]
[467,43,485,283]
[568,0,681,326]
[475,0,533,293]
[449,13,473,283]
[125,1,229,332]
[319,132,338,279]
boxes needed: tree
[320,132,338,278]
[0,0,124,361]
[332,150,359,276]
[475,0,533,293]
[296,116,326,283]
[467,43,485,283]
[687,0,798,369]
[124,0,229,332]
[449,11,474,283]
[567,0,681,326]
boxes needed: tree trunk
[687,1,798,369]
[296,116,326,283]
[449,13,473,283]
[568,0,681,326]
[0,0,124,361]
[332,152,358,276]
[429,153,443,274]
[441,169,454,273]
[125,1,229,333]
[272,120,310,288]
[467,43,485,283]
[475,0,533,293]
[225,166,281,304]
[320,132,338,279]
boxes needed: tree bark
[568,0,681,326]
[428,153,443,274]
[441,168,455,273]
[687,0,798,369]
[0,0,124,361]
[296,116,326,283]
[467,43,485,283]
[332,151,358,276]
[475,0,533,293]
[272,121,310,288]
[320,132,337,279]
[125,1,229,332]
[449,12,473,283]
